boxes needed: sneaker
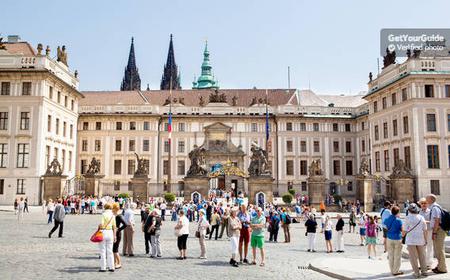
[232,261,239,267]
[156,255,162,258]
[108,269,115,272]
[199,256,207,259]
[243,258,249,264]
[230,258,234,265]
[307,249,311,252]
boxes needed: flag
[168,110,172,144]
[265,89,269,141]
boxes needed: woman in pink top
[366,215,378,259]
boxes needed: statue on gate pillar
[248,142,270,176]
[45,158,63,176]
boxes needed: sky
[2,0,450,94]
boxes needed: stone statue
[0,37,5,50]
[383,47,396,68]
[57,45,68,66]
[74,70,78,78]
[134,153,148,176]
[308,159,323,176]
[232,96,238,106]
[179,97,185,105]
[163,97,171,106]
[358,157,370,177]
[86,157,101,175]
[199,96,206,107]
[45,45,50,56]
[250,97,257,106]
[37,43,43,55]
[45,158,63,176]
[186,145,207,176]
[389,160,413,179]
[248,142,270,176]
[369,72,373,82]
[209,89,227,103]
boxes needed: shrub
[118,193,130,199]
[282,193,293,204]
[288,189,296,196]
[164,192,176,203]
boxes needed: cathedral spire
[160,34,181,90]
[120,37,141,91]
[192,40,219,89]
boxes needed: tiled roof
[3,42,36,56]
[298,90,367,107]
[81,89,297,107]
[79,91,148,106]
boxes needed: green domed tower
[192,41,219,89]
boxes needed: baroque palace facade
[0,35,450,207]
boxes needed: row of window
[283,122,352,132]
[374,116,409,140]
[48,86,75,111]
[0,112,30,131]
[1,82,32,96]
[47,115,74,139]
[373,85,450,113]
[374,146,412,172]
[285,140,353,153]
[285,159,354,176]
[81,139,186,154]
[80,159,187,176]
[0,179,25,195]
[0,143,29,168]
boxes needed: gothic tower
[160,34,181,90]
[120,37,141,91]
[192,41,219,89]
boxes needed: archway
[256,192,266,208]
[191,191,201,204]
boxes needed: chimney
[7,35,20,43]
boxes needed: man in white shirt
[418,198,433,268]
[123,203,136,256]
[426,194,447,274]
[160,202,167,221]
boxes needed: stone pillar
[247,176,274,205]
[356,175,374,212]
[307,176,327,208]
[389,178,415,209]
[130,176,150,202]
[183,176,209,201]
[84,174,105,197]
[42,174,67,201]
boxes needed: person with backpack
[280,208,291,243]
[426,194,448,274]
[269,211,280,242]
[380,201,392,253]
[366,215,377,259]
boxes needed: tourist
[250,207,265,266]
[47,199,55,224]
[160,201,167,221]
[149,209,162,258]
[24,197,29,213]
[305,213,317,252]
[197,209,209,259]
[228,208,242,267]
[238,204,251,264]
[171,205,177,221]
[112,203,126,269]
[123,203,135,257]
[386,205,404,276]
[418,198,433,269]
[426,194,448,274]
[404,203,428,278]
[175,209,189,260]
[98,203,116,272]
[366,215,377,259]
[280,208,291,243]
[48,198,65,238]
[219,208,230,239]
[17,197,25,223]
[14,198,18,215]
[335,214,344,253]
[324,214,333,253]
[142,206,152,255]
[358,211,366,246]
[380,201,392,253]
[209,208,221,240]
[348,209,356,233]
[269,211,280,242]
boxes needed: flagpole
[265,89,269,153]
[167,77,172,193]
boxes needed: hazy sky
[2,0,449,93]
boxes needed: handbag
[195,230,200,238]
[402,220,421,244]
[90,216,113,243]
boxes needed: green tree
[164,192,176,203]
[282,193,293,204]
[288,189,296,196]
[118,193,130,199]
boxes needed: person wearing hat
[418,197,433,269]
[197,209,210,259]
[149,209,162,258]
[403,203,428,278]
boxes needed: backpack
[433,205,450,231]
[285,214,292,225]
[366,223,376,237]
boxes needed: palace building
[1,35,450,208]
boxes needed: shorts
[366,237,377,245]
[239,227,250,244]
[359,228,366,236]
[324,230,332,241]
[382,228,387,238]
[250,235,264,249]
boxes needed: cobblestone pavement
[0,210,382,280]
